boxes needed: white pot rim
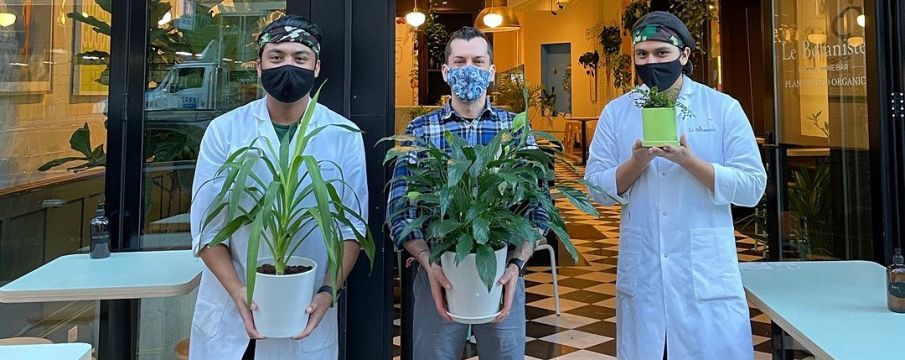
[254,256,317,278]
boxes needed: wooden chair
[175,337,190,360]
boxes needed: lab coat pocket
[690,227,739,301]
[616,226,643,297]
[195,285,230,339]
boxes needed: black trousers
[242,339,256,360]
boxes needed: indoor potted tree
[198,87,375,338]
[633,86,692,147]
[383,92,600,324]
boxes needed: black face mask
[261,64,315,103]
[635,57,684,92]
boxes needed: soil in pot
[257,264,313,275]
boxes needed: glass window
[0,0,109,353]
[136,1,285,357]
[772,0,872,260]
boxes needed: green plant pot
[641,107,679,147]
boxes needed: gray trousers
[412,265,526,360]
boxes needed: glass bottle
[89,203,111,259]
[888,248,905,313]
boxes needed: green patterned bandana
[632,24,685,48]
[257,26,321,57]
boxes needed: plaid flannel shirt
[386,100,550,249]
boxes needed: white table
[0,250,202,303]
[740,261,905,360]
[0,342,92,360]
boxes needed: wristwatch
[507,258,527,277]
[318,285,339,308]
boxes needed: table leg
[580,121,589,165]
[99,299,139,360]
[770,322,794,360]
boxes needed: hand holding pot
[426,263,454,321]
[631,139,655,166]
[649,134,693,166]
[494,265,520,322]
[230,286,264,339]
[291,292,332,340]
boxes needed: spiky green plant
[382,91,601,291]
[199,86,375,305]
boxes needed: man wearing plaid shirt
[387,26,549,359]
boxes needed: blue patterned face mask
[446,65,492,102]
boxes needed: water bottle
[90,203,111,259]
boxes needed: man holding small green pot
[585,11,767,360]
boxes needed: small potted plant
[633,86,692,147]
[383,92,601,324]
[199,86,375,338]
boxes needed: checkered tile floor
[392,163,781,359]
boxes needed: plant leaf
[556,186,599,217]
[472,217,490,245]
[38,157,86,171]
[69,123,93,157]
[455,233,474,263]
[475,244,497,292]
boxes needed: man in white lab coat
[188,15,368,359]
[584,11,766,360]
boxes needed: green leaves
[380,102,601,291]
[39,123,106,172]
[475,245,497,292]
[472,217,490,245]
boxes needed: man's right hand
[230,286,264,339]
[424,263,453,322]
[631,139,655,165]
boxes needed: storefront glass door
[769,0,874,261]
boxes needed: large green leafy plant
[199,87,375,304]
[383,92,601,291]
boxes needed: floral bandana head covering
[631,11,695,51]
[446,65,492,103]
[631,11,696,74]
[257,25,321,57]
[632,24,685,48]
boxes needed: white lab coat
[188,98,368,359]
[585,76,766,360]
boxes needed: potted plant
[199,87,376,337]
[633,86,692,147]
[383,92,601,324]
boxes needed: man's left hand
[649,134,695,167]
[495,264,520,322]
[292,292,332,340]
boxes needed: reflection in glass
[772,0,872,261]
[0,0,110,354]
[136,2,286,358]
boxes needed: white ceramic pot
[440,246,508,324]
[252,256,317,338]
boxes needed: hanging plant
[622,0,650,34]
[598,26,623,57]
[420,9,449,67]
[578,51,600,77]
[670,0,718,54]
[612,54,634,90]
